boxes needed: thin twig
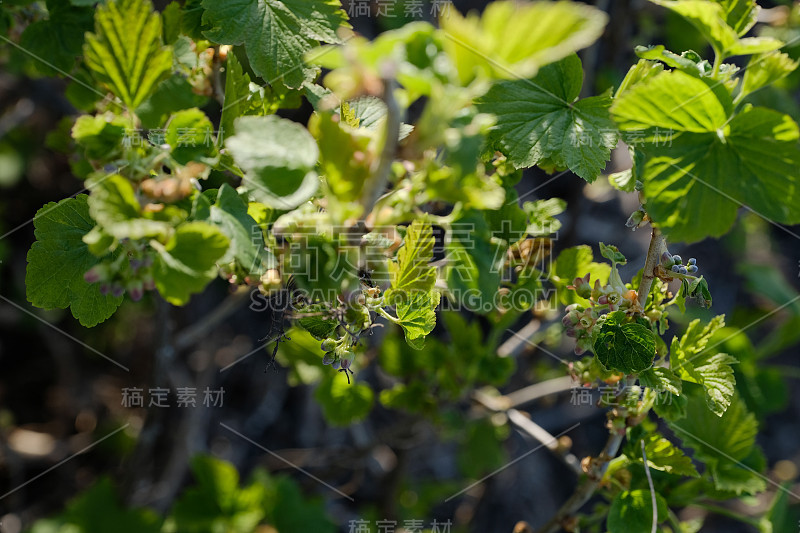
[641,439,658,533]
[504,376,575,409]
[173,289,250,351]
[472,391,583,476]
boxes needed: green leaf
[60,478,161,533]
[295,303,338,341]
[26,195,123,327]
[650,0,781,59]
[711,452,767,495]
[523,198,566,236]
[385,220,437,301]
[670,389,758,464]
[613,71,800,243]
[612,69,732,133]
[345,96,414,140]
[308,110,372,203]
[634,45,709,76]
[671,316,737,416]
[441,0,607,84]
[220,52,253,138]
[640,367,682,395]
[445,212,504,313]
[477,54,618,182]
[741,51,799,98]
[136,75,209,130]
[225,115,319,209]
[203,185,275,276]
[593,311,656,374]
[171,455,266,531]
[71,115,127,160]
[87,175,171,240]
[201,0,349,89]
[395,290,441,350]
[84,0,174,109]
[607,489,667,533]
[151,222,230,305]
[314,374,374,426]
[599,242,627,264]
[550,245,611,306]
[635,431,699,477]
[608,169,637,193]
[18,0,94,76]
[165,108,216,164]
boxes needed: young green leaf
[607,489,667,533]
[741,51,799,98]
[314,374,374,426]
[198,185,275,276]
[25,195,123,327]
[593,311,656,374]
[395,290,441,350]
[650,0,780,60]
[633,431,699,477]
[84,0,173,110]
[201,0,349,89]
[385,220,437,301]
[550,245,611,305]
[441,1,607,84]
[477,54,618,182]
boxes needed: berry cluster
[321,337,355,383]
[83,240,156,301]
[567,273,638,312]
[562,303,599,355]
[660,252,698,276]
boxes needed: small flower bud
[321,338,336,352]
[671,265,680,273]
[340,358,352,370]
[128,281,144,302]
[322,352,335,365]
[687,257,696,266]
[84,265,107,284]
[687,265,698,274]
[111,284,124,298]
[672,254,682,265]
[660,252,673,266]
[678,266,688,275]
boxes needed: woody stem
[636,226,665,313]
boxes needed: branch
[358,76,401,228]
[634,226,665,313]
[534,378,635,533]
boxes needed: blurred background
[1,0,800,532]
